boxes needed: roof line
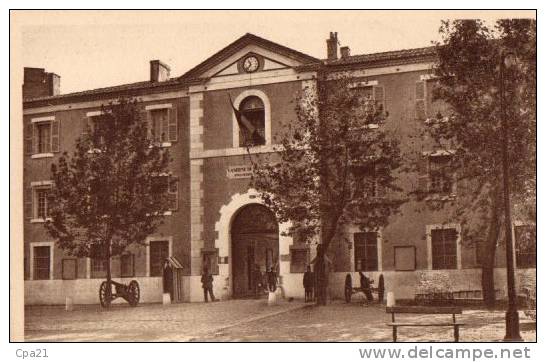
[179,32,320,81]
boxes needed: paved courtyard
[25,299,536,342]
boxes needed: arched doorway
[231,204,279,298]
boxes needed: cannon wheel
[127,280,140,307]
[344,274,353,303]
[99,281,112,308]
[378,274,385,303]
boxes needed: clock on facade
[242,55,260,73]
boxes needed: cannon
[99,280,140,308]
[344,273,384,303]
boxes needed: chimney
[150,60,171,82]
[326,32,339,60]
[340,46,351,58]
[23,67,61,99]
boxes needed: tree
[422,19,536,306]
[45,98,172,305]
[251,74,403,305]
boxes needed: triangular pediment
[214,53,289,77]
[180,33,319,81]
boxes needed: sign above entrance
[226,165,253,179]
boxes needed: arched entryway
[231,204,279,298]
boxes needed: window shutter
[143,110,152,141]
[373,85,385,114]
[168,108,178,142]
[81,117,90,138]
[168,177,179,211]
[415,81,426,120]
[160,110,169,143]
[24,186,33,219]
[417,154,429,193]
[51,119,60,152]
[25,123,34,155]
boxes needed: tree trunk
[315,245,328,305]
[314,217,338,306]
[482,192,501,308]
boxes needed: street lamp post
[500,52,522,342]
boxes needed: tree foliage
[423,19,536,305]
[45,98,171,267]
[251,74,403,304]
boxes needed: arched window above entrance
[238,96,266,147]
[231,204,278,235]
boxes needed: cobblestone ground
[193,301,536,342]
[24,299,305,342]
[25,299,536,342]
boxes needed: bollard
[386,291,395,307]
[65,296,73,311]
[268,291,277,306]
[162,293,171,305]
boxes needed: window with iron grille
[515,225,536,268]
[91,258,108,278]
[428,155,454,194]
[354,232,378,271]
[431,228,458,270]
[150,240,169,277]
[33,246,50,280]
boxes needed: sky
[16,10,536,94]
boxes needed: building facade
[22,32,535,305]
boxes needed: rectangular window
[515,225,536,268]
[36,123,51,153]
[354,85,386,120]
[120,253,135,277]
[356,162,386,198]
[354,232,378,271]
[152,175,178,212]
[28,184,53,220]
[62,258,78,280]
[36,188,49,219]
[431,228,458,270]
[149,240,169,277]
[89,115,108,145]
[33,246,51,280]
[428,154,454,194]
[150,109,169,143]
[91,258,108,279]
[26,119,60,155]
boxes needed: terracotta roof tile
[23,78,183,103]
[325,46,437,67]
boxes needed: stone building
[22,32,535,304]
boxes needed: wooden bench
[386,306,465,342]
